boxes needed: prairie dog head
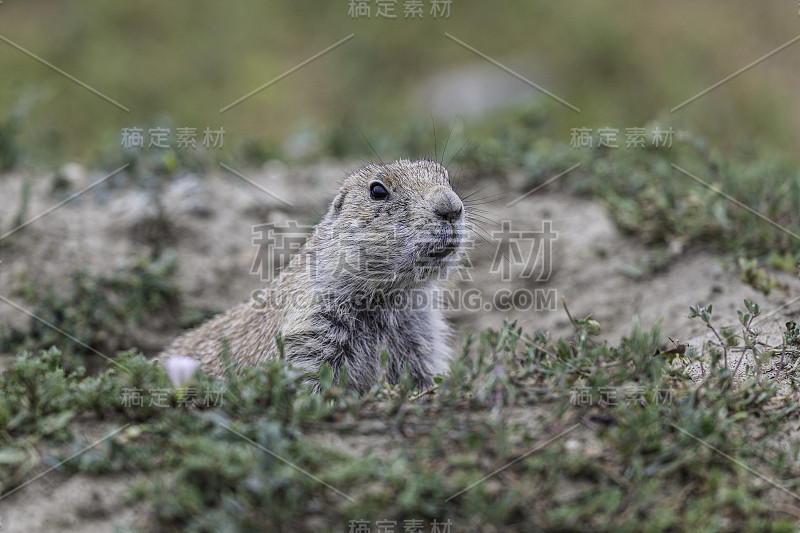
[319,159,466,290]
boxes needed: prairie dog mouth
[423,228,463,262]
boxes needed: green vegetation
[2,304,799,531]
[0,254,216,370]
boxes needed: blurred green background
[0,0,799,167]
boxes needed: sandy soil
[0,160,798,530]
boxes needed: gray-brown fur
[159,159,466,393]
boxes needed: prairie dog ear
[331,188,346,216]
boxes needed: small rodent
[159,159,466,393]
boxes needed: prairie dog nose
[431,187,463,223]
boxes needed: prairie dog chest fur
[295,291,453,390]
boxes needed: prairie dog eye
[369,181,390,200]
